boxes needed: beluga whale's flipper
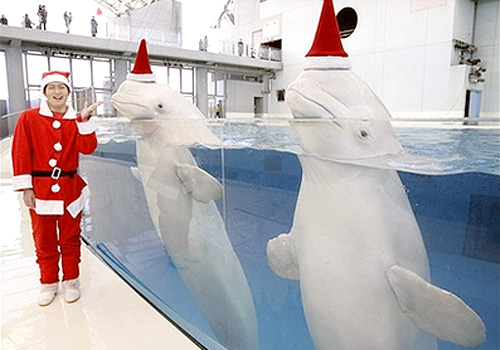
[387,265,486,348]
[266,1,486,350]
[266,233,299,280]
[112,39,258,350]
[175,163,223,203]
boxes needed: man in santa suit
[12,71,102,306]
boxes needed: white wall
[263,0,322,117]
[253,0,498,119]
[107,0,182,46]
[454,0,475,42]
[343,0,462,118]
[475,0,500,117]
[226,80,264,117]
[234,0,260,44]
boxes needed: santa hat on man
[304,0,351,71]
[41,71,71,92]
[127,39,156,82]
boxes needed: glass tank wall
[81,118,499,350]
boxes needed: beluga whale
[112,39,258,350]
[266,1,486,349]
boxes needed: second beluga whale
[266,1,486,349]
[112,39,258,350]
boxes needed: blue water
[82,122,499,350]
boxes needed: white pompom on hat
[127,39,156,82]
[304,0,351,70]
[41,71,71,92]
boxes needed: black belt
[32,168,77,179]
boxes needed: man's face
[44,82,69,110]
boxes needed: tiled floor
[1,138,200,350]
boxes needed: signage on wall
[262,18,281,41]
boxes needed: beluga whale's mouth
[286,82,345,121]
[111,95,152,120]
[286,90,330,120]
[130,116,154,121]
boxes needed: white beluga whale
[112,39,258,350]
[266,1,486,349]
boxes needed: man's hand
[23,189,36,209]
[81,101,103,122]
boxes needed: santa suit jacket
[12,100,97,218]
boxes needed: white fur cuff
[35,199,65,215]
[77,119,97,135]
[12,174,32,191]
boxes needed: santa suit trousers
[29,209,82,284]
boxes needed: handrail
[0,111,22,139]
[0,111,22,120]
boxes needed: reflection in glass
[82,119,499,350]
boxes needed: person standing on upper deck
[90,16,98,37]
[63,11,72,33]
[37,5,47,30]
[24,14,33,28]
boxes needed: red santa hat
[304,0,351,70]
[127,39,156,82]
[41,71,71,92]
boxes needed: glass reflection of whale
[266,56,486,350]
[112,77,258,350]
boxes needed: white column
[5,40,28,113]
[195,67,208,117]
[114,59,128,92]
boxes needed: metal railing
[0,111,21,140]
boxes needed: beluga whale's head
[112,39,219,146]
[286,0,402,163]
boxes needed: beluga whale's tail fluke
[267,1,486,349]
[112,39,258,350]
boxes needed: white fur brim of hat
[41,75,71,91]
[304,56,352,70]
[127,72,156,82]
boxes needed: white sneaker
[38,282,58,306]
[62,278,81,303]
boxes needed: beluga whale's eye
[360,129,369,138]
[157,103,164,109]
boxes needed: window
[0,52,7,101]
[92,59,112,89]
[181,68,193,94]
[169,67,181,92]
[72,59,91,88]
